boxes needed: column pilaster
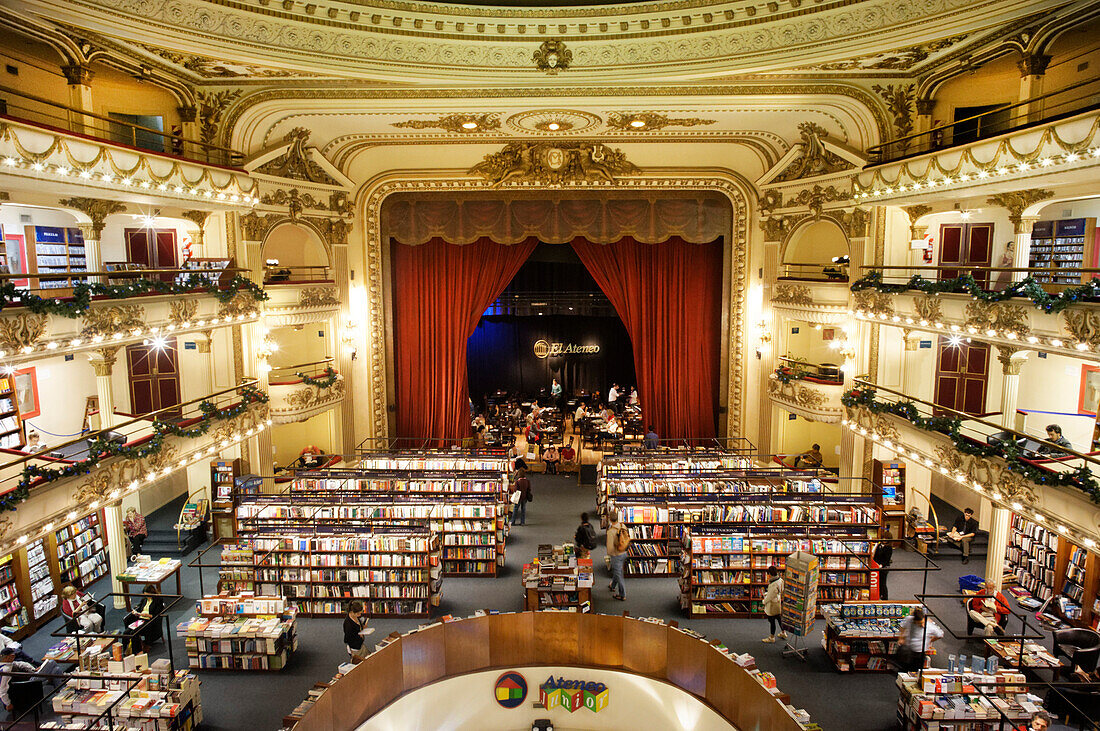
[87,346,128,607]
[62,64,95,135]
[985,506,1011,593]
[1017,54,1051,124]
[996,346,1027,430]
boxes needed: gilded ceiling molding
[469,142,640,186]
[361,173,751,443]
[533,40,572,74]
[57,197,126,237]
[871,83,917,147]
[255,128,342,185]
[196,89,243,146]
[605,112,716,132]
[392,114,501,133]
[772,122,855,182]
[986,189,1054,232]
[792,34,971,72]
[1063,310,1100,349]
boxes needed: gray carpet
[14,476,1008,730]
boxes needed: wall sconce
[256,334,278,373]
[755,318,771,359]
[342,320,359,360]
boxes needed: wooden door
[127,339,181,417]
[934,337,990,415]
[939,223,994,287]
[124,228,178,281]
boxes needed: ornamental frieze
[81,305,145,340]
[771,284,814,306]
[0,313,48,354]
[299,287,340,308]
[963,301,1030,339]
[932,444,1038,504]
[914,295,942,323]
[853,289,894,318]
[470,142,639,185]
[1064,310,1100,348]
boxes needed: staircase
[135,493,208,557]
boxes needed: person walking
[873,527,894,600]
[123,507,148,559]
[761,566,787,643]
[574,513,598,559]
[510,468,532,526]
[896,607,943,670]
[606,509,629,600]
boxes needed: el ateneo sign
[533,339,600,359]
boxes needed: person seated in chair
[123,585,164,653]
[947,508,979,564]
[560,439,577,473]
[60,586,103,633]
[1037,424,1072,455]
[968,582,1010,636]
[794,443,824,469]
[0,647,62,715]
[542,443,560,474]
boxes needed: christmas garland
[4,387,270,511]
[772,365,805,384]
[0,273,268,319]
[297,366,340,388]
[842,387,1100,503]
[851,271,1100,315]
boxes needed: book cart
[522,543,593,612]
[821,601,921,672]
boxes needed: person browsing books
[123,507,148,560]
[948,508,979,564]
[343,600,372,661]
[606,510,629,601]
[510,468,532,526]
[574,513,598,559]
[761,566,787,643]
[873,527,894,600]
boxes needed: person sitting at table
[629,386,639,406]
[599,404,613,423]
[542,444,560,474]
[968,582,1010,636]
[1037,424,1072,455]
[574,402,587,424]
[60,586,103,633]
[794,444,824,469]
[124,585,165,653]
[0,647,62,715]
[560,439,577,472]
[605,415,622,438]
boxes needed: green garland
[5,387,270,512]
[297,366,340,388]
[0,273,268,319]
[773,365,801,384]
[851,271,1100,315]
[842,387,1100,503]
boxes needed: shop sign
[494,671,528,709]
[533,339,600,358]
[538,675,608,713]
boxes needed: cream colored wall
[16,355,97,449]
[269,325,331,370]
[782,319,841,366]
[775,413,841,466]
[782,219,847,265]
[262,223,330,268]
[1041,19,1100,97]
[271,410,336,469]
[0,35,72,109]
[931,55,1021,125]
[90,65,181,131]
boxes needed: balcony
[262,266,339,327]
[268,360,344,424]
[770,267,851,324]
[0,382,270,551]
[0,269,264,367]
[854,81,1100,206]
[767,359,845,423]
[0,86,257,206]
[851,265,1100,362]
[842,379,1100,547]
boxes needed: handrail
[0,84,245,168]
[866,77,1100,164]
[0,266,251,282]
[861,265,1100,274]
[852,377,1100,467]
[0,379,259,471]
[270,358,334,373]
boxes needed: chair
[8,677,44,719]
[1053,628,1100,673]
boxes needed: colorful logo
[538,675,609,713]
[494,671,528,709]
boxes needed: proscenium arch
[779,215,851,266]
[352,172,755,448]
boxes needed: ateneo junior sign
[533,339,600,358]
[538,675,609,713]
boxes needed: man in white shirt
[0,647,61,712]
[897,607,943,670]
[607,384,619,412]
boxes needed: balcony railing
[866,77,1100,166]
[268,359,344,424]
[843,379,1100,506]
[776,357,844,385]
[856,265,1100,294]
[0,267,257,301]
[484,290,616,317]
[263,265,333,285]
[0,85,245,168]
[778,261,849,282]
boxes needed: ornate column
[839,208,875,483]
[180,210,211,259]
[320,217,356,456]
[88,347,129,607]
[237,213,275,483]
[61,64,95,135]
[1017,54,1051,124]
[59,198,126,282]
[177,105,200,159]
[984,505,1012,593]
[914,99,936,146]
[996,346,1028,430]
[756,216,788,458]
[987,190,1053,283]
[903,205,933,269]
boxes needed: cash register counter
[292,612,808,731]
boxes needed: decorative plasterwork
[1064,310,1100,349]
[57,197,126,236]
[469,142,639,185]
[987,189,1054,231]
[169,299,200,328]
[995,345,1026,376]
[768,378,844,423]
[914,294,942,323]
[853,289,894,318]
[0,313,48,354]
[533,39,572,74]
[270,377,346,424]
[362,174,750,443]
[933,444,1038,504]
[963,301,1031,339]
[254,128,342,186]
[505,110,602,136]
[81,305,145,340]
[196,90,242,147]
[771,284,813,306]
[605,112,716,132]
[790,34,971,72]
[871,83,917,144]
[855,112,1100,201]
[393,114,501,133]
[136,43,315,79]
[771,123,855,183]
[299,287,340,308]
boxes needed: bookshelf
[896,669,1036,730]
[614,493,877,578]
[596,453,756,513]
[1006,514,1058,600]
[55,512,108,588]
[218,543,255,593]
[211,458,241,541]
[177,594,298,671]
[24,225,87,290]
[0,553,27,632]
[822,601,919,672]
[0,374,25,450]
[247,527,442,617]
[1028,218,1099,285]
[872,459,906,536]
[356,452,512,476]
[522,543,593,612]
[26,536,57,622]
[50,659,203,729]
[679,528,872,617]
[1005,513,1100,628]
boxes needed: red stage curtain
[392,237,537,443]
[571,236,722,442]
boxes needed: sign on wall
[538,675,608,713]
[494,671,528,709]
[533,339,600,358]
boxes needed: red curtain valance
[383,194,730,246]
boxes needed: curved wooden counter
[292,612,807,731]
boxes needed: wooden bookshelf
[679,528,873,617]
[872,459,906,537]
[1028,218,1099,285]
[522,543,593,613]
[247,527,442,617]
[177,594,297,671]
[0,375,25,450]
[0,553,28,634]
[822,601,921,672]
[1006,513,1100,628]
[211,458,241,541]
[55,511,108,589]
[1006,514,1058,600]
[596,453,755,514]
[25,536,58,626]
[24,225,86,291]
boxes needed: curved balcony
[851,265,1100,362]
[262,267,339,327]
[0,381,270,553]
[268,360,344,424]
[842,379,1100,547]
[769,267,851,324]
[767,359,845,423]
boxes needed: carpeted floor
[13,477,1026,731]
